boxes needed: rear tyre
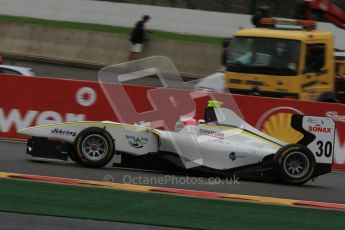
[74,127,115,168]
[273,144,315,185]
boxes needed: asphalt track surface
[1,140,345,204]
[0,212,184,230]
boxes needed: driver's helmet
[205,100,223,123]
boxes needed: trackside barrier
[1,74,345,169]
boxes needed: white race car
[0,64,35,76]
[18,102,335,185]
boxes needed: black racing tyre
[74,127,115,168]
[68,150,83,165]
[273,144,316,185]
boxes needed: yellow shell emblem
[261,113,303,144]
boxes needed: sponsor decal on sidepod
[51,129,77,137]
[125,135,149,149]
[199,128,225,139]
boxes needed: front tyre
[273,144,315,185]
[75,127,115,168]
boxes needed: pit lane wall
[1,74,345,169]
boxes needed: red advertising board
[1,74,345,169]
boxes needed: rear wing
[292,115,336,164]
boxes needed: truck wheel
[74,127,114,168]
[318,92,340,103]
[273,144,315,185]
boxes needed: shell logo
[256,107,304,144]
[261,113,304,143]
[76,87,97,107]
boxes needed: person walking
[252,5,271,27]
[128,15,151,61]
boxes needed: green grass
[0,15,223,45]
[0,178,344,230]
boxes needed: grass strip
[0,178,345,229]
[0,15,223,45]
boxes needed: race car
[0,64,35,76]
[18,101,336,185]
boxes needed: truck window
[304,44,325,73]
[227,37,300,76]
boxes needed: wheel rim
[283,151,310,179]
[81,134,108,161]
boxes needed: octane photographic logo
[97,56,241,169]
[102,174,240,186]
[76,87,97,107]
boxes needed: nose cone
[17,126,41,137]
[17,127,32,136]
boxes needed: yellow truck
[224,18,345,103]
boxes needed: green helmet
[208,100,223,108]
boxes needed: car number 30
[315,140,332,158]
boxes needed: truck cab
[224,19,341,102]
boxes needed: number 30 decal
[315,141,332,157]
